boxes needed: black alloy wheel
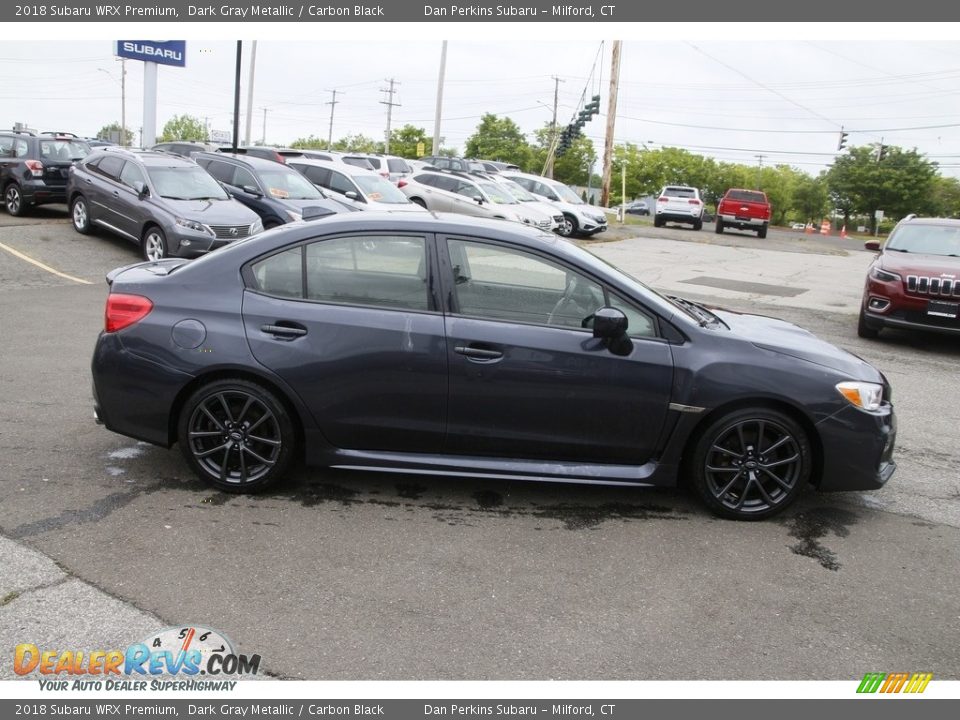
[691,408,810,519]
[178,379,296,491]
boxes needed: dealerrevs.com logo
[856,672,933,694]
[14,626,261,691]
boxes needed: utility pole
[120,59,127,146]
[261,108,267,145]
[754,153,766,187]
[244,40,257,146]
[545,75,565,179]
[231,41,242,151]
[432,41,447,156]
[326,89,341,150]
[380,78,400,154]
[600,40,622,208]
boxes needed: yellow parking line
[0,241,93,285]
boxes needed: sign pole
[142,61,158,147]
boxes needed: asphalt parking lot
[1,208,958,681]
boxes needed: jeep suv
[67,148,262,261]
[654,185,704,230]
[859,215,960,338]
[1,131,90,216]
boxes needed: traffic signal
[878,144,888,161]
[577,109,591,124]
[837,128,848,151]
[585,94,601,116]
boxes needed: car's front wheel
[141,226,169,261]
[71,196,91,234]
[4,183,25,217]
[556,214,578,237]
[857,307,880,339]
[689,407,810,520]
[178,379,297,492]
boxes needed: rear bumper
[719,213,766,228]
[20,179,67,205]
[656,211,701,223]
[815,403,896,491]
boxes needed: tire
[688,407,810,520]
[757,223,768,239]
[693,219,703,231]
[556,214,578,237]
[410,197,427,209]
[857,307,880,339]
[4,183,25,217]
[715,219,724,234]
[141,226,169,261]
[653,215,663,228]
[71,195,91,234]
[178,378,297,492]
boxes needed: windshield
[501,180,537,202]
[354,175,410,204]
[147,166,229,200]
[259,168,322,200]
[39,139,90,161]
[551,181,584,204]
[479,181,517,204]
[886,224,960,256]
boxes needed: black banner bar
[2,0,958,22]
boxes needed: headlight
[286,210,302,223]
[836,381,884,411]
[175,217,212,235]
[250,218,264,235]
[870,266,901,282]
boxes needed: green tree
[827,145,939,232]
[389,124,430,159]
[290,135,328,149]
[929,176,960,218]
[158,114,208,143]
[331,133,379,153]
[790,174,830,224]
[96,122,134,146]
[464,114,532,168]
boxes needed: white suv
[502,171,608,237]
[654,185,704,230]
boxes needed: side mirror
[474,196,484,205]
[344,190,358,200]
[592,307,629,340]
[864,240,881,251]
[242,185,262,197]
[133,181,149,199]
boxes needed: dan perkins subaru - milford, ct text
[423,5,615,16]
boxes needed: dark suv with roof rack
[1,130,91,216]
[859,215,960,338]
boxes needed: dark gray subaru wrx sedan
[91,213,896,520]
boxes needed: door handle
[260,322,307,339]
[454,344,503,362]
[85,178,93,185]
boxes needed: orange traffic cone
[840,225,847,239]
[820,220,831,235]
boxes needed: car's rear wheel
[715,218,724,234]
[178,379,296,492]
[557,214,577,237]
[4,183,24,217]
[654,215,663,228]
[693,219,703,231]
[758,223,768,239]
[689,407,810,520]
[141,226,168,261]
[71,196,91,234]
[857,307,880,338]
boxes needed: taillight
[657,196,668,203]
[688,199,701,205]
[397,179,407,188]
[105,294,153,333]
[25,160,44,177]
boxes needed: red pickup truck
[716,189,771,238]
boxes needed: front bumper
[816,403,896,491]
[863,307,960,337]
[578,216,607,233]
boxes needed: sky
[4,31,960,177]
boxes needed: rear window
[344,156,376,170]
[387,158,411,173]
[663,187,696,198]
[726,190,767,203]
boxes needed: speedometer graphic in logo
[142,625,234,674]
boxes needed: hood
[879,251,960,278]
[714,308,881,380]
[162,198,259,224]
[279,197,357,214]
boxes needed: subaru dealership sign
[115,40,186,67]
